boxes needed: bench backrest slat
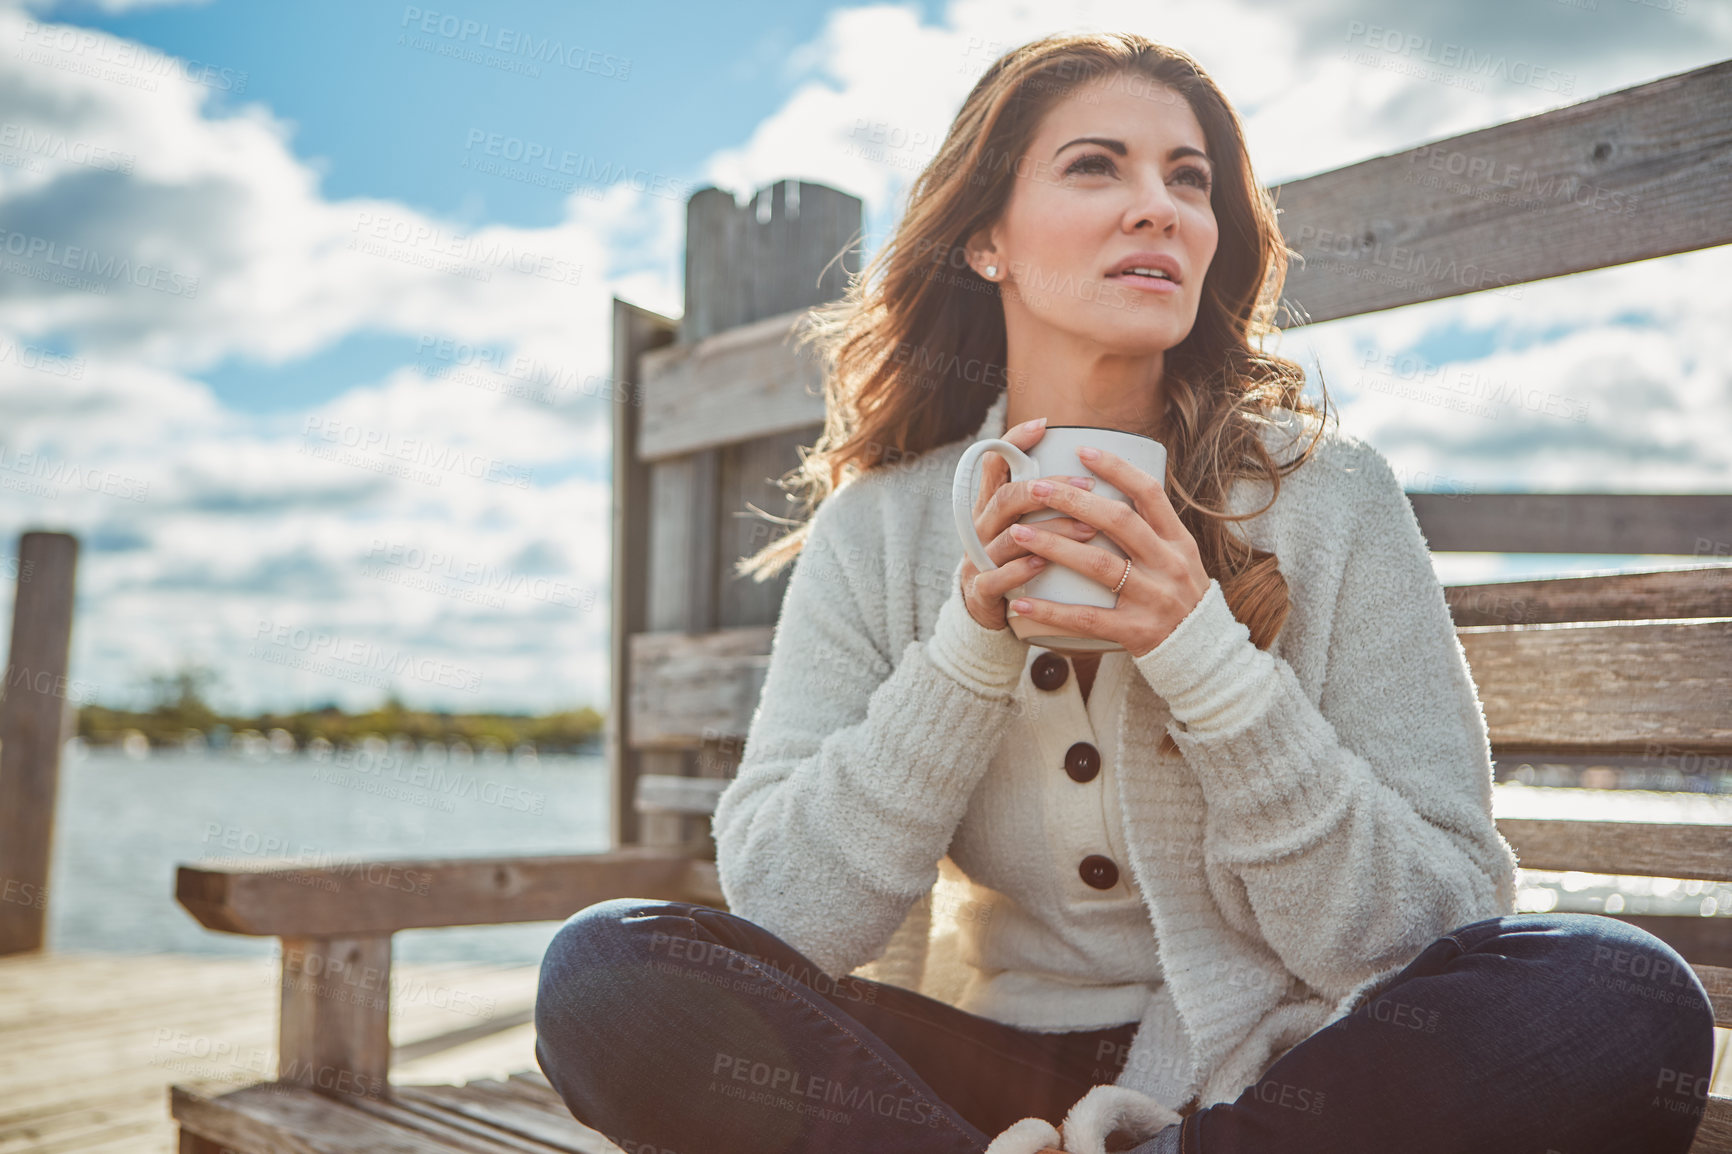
[1446,566,1732,627]
[1272,58,1732,325]
[1497,819,1732,884]
[1407,493,1732,557]
[1460,620,1732,756]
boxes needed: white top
[948,641,1160,1030]
[713,389,1518,1146]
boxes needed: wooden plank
[339,1093,557,1154]
[621,614,1732,756]
[278,936,391,1099]
[505,1073,559,1101]
[638,311,826,460]
[609,297,679,853]
[0,983,273,1074]
[685,860,725,908]
[478,1076,564,1114]
[687,449,721,634]
[180,1131,231,1154]
[0,1083,170,1153]
[1275,58,1732,324]
[1497,819,1732,883]
[626,627,773,750]
[390,1007,534,1068]
[635,750,697,850]
[0,531,79,956]
[681,186,741,344]
[1693,965,1732,1029]
[1691,1094,1732,1154]
[1462,620,1732,757]
[644,458,698,634]
[718,424,819,629]
[0,952,274,1030]
[1446,566,1732,627]
[5,1115,167,1154]
[170,1082,467,1154]
[175,849,708,937]
[678,181,859,344]
[633,774,727,817]
[395,1084,616,1154]
[1410,493,1732,556]
[0,950,542,1154]
[1614,917,1732,971]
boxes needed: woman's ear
[963,226,1004,280]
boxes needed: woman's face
[975,73,1220,358]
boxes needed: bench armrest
[175,847,721,937]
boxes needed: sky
[0,0,1728,716]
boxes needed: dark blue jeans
[534,899,1714,1154]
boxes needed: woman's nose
[1125,174,1181,233]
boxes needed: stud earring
[984,264,998,278]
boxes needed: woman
[534,32,1713,1154]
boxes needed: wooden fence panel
[1410,492,1732,556]
[616,180,861,848]
[1274,58,1732,324]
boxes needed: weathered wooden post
[612,179,862,853]
[0,530,80,956]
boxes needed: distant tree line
[75,665,604,753]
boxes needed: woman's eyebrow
[1052,136,1213,168]
[1053,135,1127,158]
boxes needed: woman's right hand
[960,418,1099,632]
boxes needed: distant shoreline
[77,700,605,757]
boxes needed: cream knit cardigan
[713,391,1518,1151]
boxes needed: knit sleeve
[712,492,1029,979]
[1128,448,1518,1003]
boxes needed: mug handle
[953,438,1038,574]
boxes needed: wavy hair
[737,32,1332,752]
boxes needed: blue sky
[56,0,876,412]
[2,0,1729,715]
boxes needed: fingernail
[1077,524,1097,537]
[1029,480,1053,497]
[1066,476,1094,489]
[1076,446,1100,460]
[1018,417,1047,431]
[1010,524,1032,540]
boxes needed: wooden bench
[169,57,1732,1154]
[168,563,1732,1154]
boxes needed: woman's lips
[1106,270,1181,294]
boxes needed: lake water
[39,751,1732,965]
[46,747,612,965]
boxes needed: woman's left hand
[1007,445,1210,659]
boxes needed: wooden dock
[0,950,541,1153]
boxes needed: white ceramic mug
[952,425,1167,653]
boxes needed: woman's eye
[1173,165,1212,192]
[1064,153,1115,177]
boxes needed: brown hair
[737,32,1331,753]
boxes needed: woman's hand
[960,417,1101,632]
[1004,444,1210,658]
